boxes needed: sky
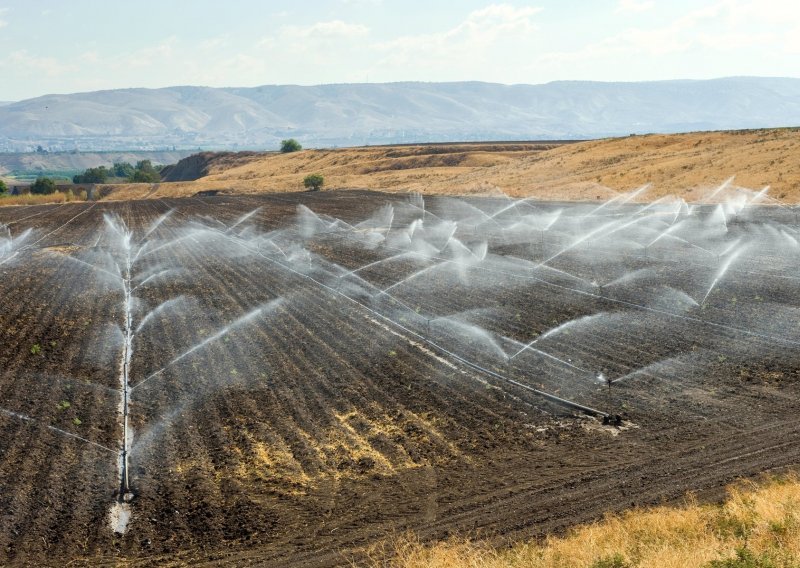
[0,0,798,101]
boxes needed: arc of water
[0,407,116,454]
[381,260,449,294]
[508,313,605,361]
[227,207,263,233]
[141,209,175,241]
[132,268,178,291]
[132,298,283,392]
[135,296,187,332]
[171,212,611,417]
[705,176,736,203]
[340,251,420,279]
[702,246,747,304]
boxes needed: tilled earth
[0,191,798,566]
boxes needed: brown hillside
[102,128,800,202]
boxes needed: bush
[0,179,7,194]
[73,166,108,184]
[112,162,135,178]
[303,173,324,191]
[129,160,161,183]
[30,177,57,195]
[280,138,302,153]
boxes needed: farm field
[1,189,800,566]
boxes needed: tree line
[73,160,162,184]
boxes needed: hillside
[103,128,800,203]
[2,77,800,151]
[0,150,193,178]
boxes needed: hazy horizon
[6,74,800,103]
[1,0,799,100]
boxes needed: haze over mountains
[1,77,799,152]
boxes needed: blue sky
[0,0,798,100]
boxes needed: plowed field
[1,190,799,566]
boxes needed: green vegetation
[70,160,162,184]
[707,548,777,568]
[30,343,42,355]
[130,160,161,183]
[73,166,109,184]
[0,179,7,194]
[591,555,631,568]
[30,177,56,195]
[6,169,78,183]
[303,173,324,191]
[280,138,302,153]
[57,400,71,411]
[112,162,135,179]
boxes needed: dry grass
[0,190,87,207]
[102,127,800,204]
[371,475,800,568]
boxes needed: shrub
[303,173,324,191]
[73,166,108,184]
[281,138,302,153]
[30,177,57,195]
[112,162,135,178]
[0,179,7,194]
[129,160,161,183]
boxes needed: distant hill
[2,78,800,151]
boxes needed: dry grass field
[0,190,87,206]
[379,475,800,568]
[97,127,800,203]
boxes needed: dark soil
[0,192,798,567]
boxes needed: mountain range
[1,77,799,151]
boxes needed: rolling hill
[2,78,800,151]
[103,127,800,203]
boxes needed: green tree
[112,162,135,179]
[0,179,7,194]
[73,166,108,184]
[280,138,302,153]
[30,177,57,195]
[130,160,161,183]
[303,173,324,191]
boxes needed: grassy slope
[378,476,800,568]
[101,128,800,203]
[0,191,87,206]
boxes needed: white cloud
[120,37,178,69]
[616,0,655,13]
[538,2,742,66]
[373,4,542,73]
[0,7,8,28]
[200,36,230,51]
[280,20,370,40]
[1,50,77,77]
